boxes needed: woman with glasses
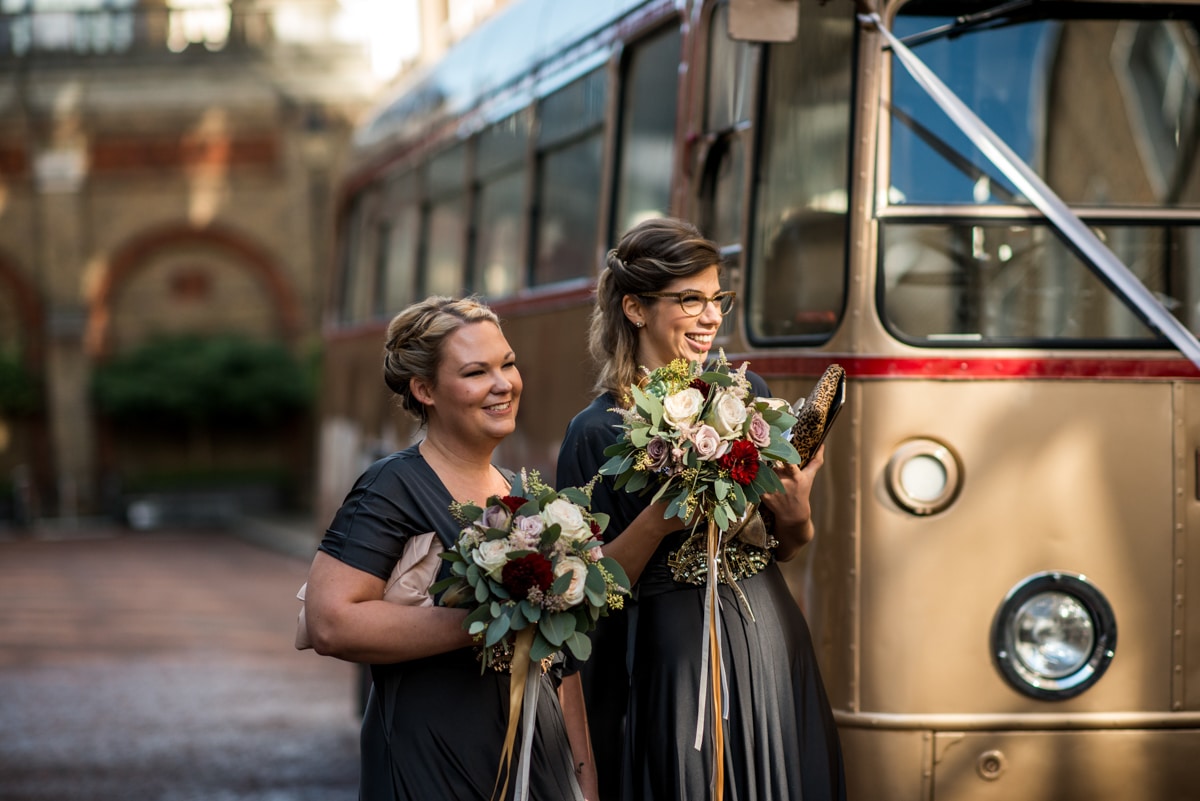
[556,217,846,801]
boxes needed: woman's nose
[699,299,724,325]
[491,370,513,392]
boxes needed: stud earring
[635,321,644,328]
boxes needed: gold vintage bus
[318,0,1200,798]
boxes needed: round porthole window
[885,438,962,515]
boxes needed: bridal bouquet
[598,351,802,533]
[434,470,630,669]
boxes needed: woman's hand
[760,445,824,562]
[596,499,680,586]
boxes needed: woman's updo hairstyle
[383,296,500,423]
[590,217,722,398]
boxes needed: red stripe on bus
[738,354,1200,380]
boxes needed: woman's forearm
[558,673,598,800]
[601,504,678,585]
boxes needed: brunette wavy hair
[589,217,721,399]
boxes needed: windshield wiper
[899,0,1039,48]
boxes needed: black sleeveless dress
[318,445,583,801]
[556,375,846,801]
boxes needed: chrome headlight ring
[990,571,1117,701]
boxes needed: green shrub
[92,335,314,430]
[0,350,39,415]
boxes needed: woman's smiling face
[421,321,522,444]
[628,264,725,370]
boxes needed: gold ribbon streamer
[706,518,725,801]
[492,627,536,801]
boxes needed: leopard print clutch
[791,364,846,467]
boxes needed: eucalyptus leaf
[559,486,590,506]
[530,631,557,662]
[713,503,729,530]
[599,557,630,591]
[625,471,649,493]
[550,570,574,596]
[564,630,593,661]
[485,613,510,647]
[510,604,528,630]
[429,576,459,594]
[464,604,493,626]
[539,611,577,646]
[519,599,541,622]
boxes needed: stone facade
[0,1,383,519]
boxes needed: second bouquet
[431,469,630,801]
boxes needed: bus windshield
[880,3,1200,345]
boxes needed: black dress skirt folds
[557,375,847,801]
[318,445,583,801]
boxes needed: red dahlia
[498,495,526,514]
[501,552,555,598]
[689,378,711,396]
[719,439,760,485]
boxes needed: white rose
[662,387,704,429]
[553,556,590,606]
[707,388,748,438]
[473,538,511,579]
[543,498,591,542]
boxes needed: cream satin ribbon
[492,627,538,801]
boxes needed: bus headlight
[885,438,961,515]
[990,572,1116,700]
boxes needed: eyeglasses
[639,290,737,317]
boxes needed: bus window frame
[740,0,858,347]
[608,19,686,246]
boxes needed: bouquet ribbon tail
[492,628,536,801]
[691,518,727,801]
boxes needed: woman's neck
[418,435,508,503]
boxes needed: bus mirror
[728,0,799,42]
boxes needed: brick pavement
[0,524,359,800]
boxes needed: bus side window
[533,69,607,286]
[422,144,467,298]
[473,110,532,298]
[378,170,419,316]
[337,190,378,326]
[696,1,756,249]
[746,0,854,341]
[612,23,682,239]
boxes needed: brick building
[0,0,387,520]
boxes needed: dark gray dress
[556,373,846,801]
[318,445,583,801]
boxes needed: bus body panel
[855,378,1173,715]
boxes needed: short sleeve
[318,447,454,580]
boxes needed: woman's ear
[410,376,434,408]
[622,294,646,329]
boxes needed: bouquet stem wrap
[493,627,537,801]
